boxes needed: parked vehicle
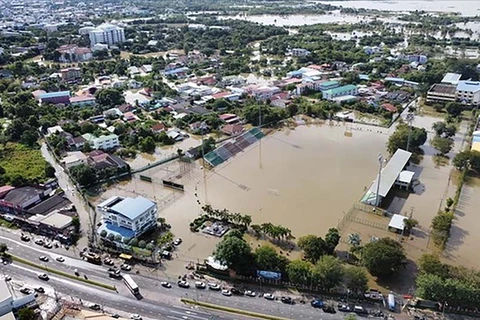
[177,280,190,288]
[264,293,275,300]
[173,238,182,246]
[161,281,172,288]
[354,306,368,315]
[34,239,44,245]
[281,297,294,304]
[89,304,101,311]
[104,258,114,266]
[221,289,232,296]
[388,293,396,311]
[245,290,256,297]
[20,235,30,242]
[34,287,45,293]
[231,288,244,296]
[39,256,49,262]
[208,283,221,291]
[38,273,49,281]
[311,300,324,308]
[56,256,65,262]
[195,281,206,289]
[322,305,336,314]
[109,271,122,280]
[120,264,132,271]
[20,287,33,294]
[338,304,352,312]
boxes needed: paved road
[0,232,361,320]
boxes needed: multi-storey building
[89,23,125,47]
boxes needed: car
[160,251,172,259]
[338,304,352,312]
[161,281,172,288]
[264,293,275,300]
[56,256,65,262]
[353,306,368,315]
[89,304,101,310]
[109,272,122,280]
[34,287,45,293]
[120,264,132,271]
[173,238,182,246]
[43,243,53,249]
[111,314,120,319]
[221,289,232,296]
[244,290,256,297]
[281,296,294,304]
[34,239,44,245]
[104,259,114,266]
[38,273,49,281]
[39,256,49,262]
[208,283,221,291]
[177,280,190,288]
[130,314,142,320]
[231,288,244,296]
[311,299,324,308]
[195,281,206,289]
[4,275,12,281]
[20,287,33,294]
[20,235,30,242]
[322,305,336,314]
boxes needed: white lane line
[170,310,208,320]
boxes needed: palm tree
[202,204,213,216]
[232,213,242,225]
[348,233,361,247]
[241,215,252,228]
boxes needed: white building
[97,196,157,237]
[82,133,120,150]
[456,81,480,106]
[291,48,311,57]
[62,151,88,169]
[0,281,35,317]
[89,23,125,47]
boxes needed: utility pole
[406,113,415,152]
[375,154,383,208]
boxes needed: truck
[408,298,440,311]
[388,293,396,311]
[82,252,102,264]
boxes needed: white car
[245,290,256,297]
[56,257,65,262]
[195,281,206,289]
[264,293,275,300]
[4,275,12,281]
[177,280,190,288]
[222,289,232,296]
[120,264,132,271]
[208,283,221,291]
[173,238,182,246]
[130,314,142,320]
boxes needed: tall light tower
[405,113,415,152]
[375,153,383,208]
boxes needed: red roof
[151,122,166,132]
[221,124,244,135]
[213,92,231,99]
[271,92,290,101]
[381,103,397,112]
[219,113,237,121]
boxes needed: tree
[18,307,35,320]
[226,229,244,240]
[70,164,96,186]
[312,255,344,291]
[146,243,155,251]
[45,164,56,178]
[214,236,254,275]
[432,121,456,138]
[100,230,107,238]
[129,238,139,246]
[95,88,125,107]
[418,254,450,279]
[0,243,8,254]
[445,102,462,118]
[114,234,122,242]
[286,260,312,285]
[404,218,419,232]
[71,215,80,233]
[255,245,285,272]
[361,238,406,278]
[138,240,147,248]
[324,228,340,255]
[107,233,115,241]
[432,136,453,155]
[298,235,326,263]
[140,136,156,153]
[344,266,369,294]
[387,123,427,154]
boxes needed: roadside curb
[10,255,116,291]
[180,298,289,320]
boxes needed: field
[0,143,48,182]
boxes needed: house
[39,91,71,105]
[270,99,291,108]
[141,65,152,73]
[46,125,64,136]
[123,112,137,122]
[67,136,86,150]
[60,67,81,82]
[88,23,125,47]
[117,104,134,113]
[189,121,209,134]
[381,103,398,113]
[56,45,92,62]
[322,85,358,100]
[151,122,166,133]
[88,150,128,171]
[219,114,240,124]
[222,124,244,136]
[291,48,311,57]
[82,133,120,150]
[167,130,184,142]
[70,95,96,107]
[97,196,157,238]
[456,81,480,106]
[62,151,88,169]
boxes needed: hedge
[181,298,289,320]
[11,255,116,291]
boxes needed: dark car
[322,305,336,314]
[231,288,244,296]
[89,304,101,310]
[34,287,45,293]
[109,271,122,280]
[338,303,352,312]
[104,258,114,266]
[39,256,49,262]
[38,273,49,281]
[354,306,368,315]
[311,300,324,308]
[281,297,294,304]
[20,235,30,242]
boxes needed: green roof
[320,81,339,87]
[322,84,357,95]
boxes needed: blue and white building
[456,81,480,106]
[97,196,157,238]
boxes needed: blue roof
[456,81,480,93]
[385,77,405,82]
[39,91,70,99]
[473,136,480,143]
[110,196,155,220]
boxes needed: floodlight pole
[375,154,383,208]
[406,113,415,152]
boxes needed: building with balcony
[426,83,457,103]
[96,196,157,238]
[82,133,119,150]
[60,67,81,82]
[456,81,480,106]
[89,23,125,47]
[39,91,70,105]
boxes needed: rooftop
[0,280,12,304]
[35,211,73,229]
[323,84,357,95]
[441,73,462,85]
[457,81,480,93]
[428,83,456,95]
[3,186,44,207]
[108,196,155,220]
[388,214,407,231]
[28,194,71,216]
[39,91,70,99]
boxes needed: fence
[338,203,389,232]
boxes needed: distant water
[318,0,480,16]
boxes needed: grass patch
[0,143,48,182]
[0,217,18,229]
[10,255,116,291]
[433,155,450,167]
[181,299,289,320]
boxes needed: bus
[388,293,396,311]
[123,274,139,295]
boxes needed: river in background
[318,0,480,16]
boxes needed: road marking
[170,310,208,320]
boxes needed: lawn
[0,143,48,182]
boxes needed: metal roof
[368,149,412,198]
[456,81,480,93]
[388,214,407,231]
[322,84,357,95]
[110,196,155,221]
[441,73,462,85]
[39,91,70,99]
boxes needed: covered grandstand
[204,127,265,167]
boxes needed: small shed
[388,214,407,234]
[395,170,415,189]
